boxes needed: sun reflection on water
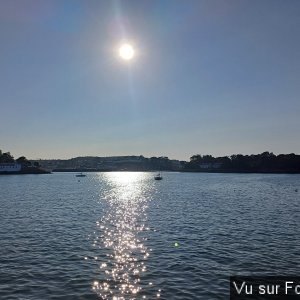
[91,172,158,299]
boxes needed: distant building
[0,163,22,172]
[199,162,222,169]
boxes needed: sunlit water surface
[1,172,300,299]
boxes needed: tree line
[185,151,300,173]
[0,150,39,167]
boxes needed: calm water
[1,172,300,299]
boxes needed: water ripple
[1,173,300,299]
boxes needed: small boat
[154,172,163,180]
[75,172,86,177]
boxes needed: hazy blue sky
[1,0,299,160]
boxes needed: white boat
[75,172,86,177]
[154,172,162,180]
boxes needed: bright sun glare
[119,44,135,60]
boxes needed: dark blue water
[1,172,300,299]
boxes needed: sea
[0,172,300,300]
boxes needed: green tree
[16,156,31,166]
[0,152,14,163]
[190,155,202,162]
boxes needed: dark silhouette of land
[185,152,300,173]
[34,151,300,173]
[34,155,184,172]
[0,150,50,174]
[2,150,300,174]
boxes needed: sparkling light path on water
[91,172,161,299]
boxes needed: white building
[0,163,22,172]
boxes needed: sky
[0,0,300,161]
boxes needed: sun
[119,44,135,60]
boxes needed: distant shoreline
[2,151,300,175]
[50,169,300,174]
[182,169,300,174]
[32,152,300,174]
[0,168,51,175]
[1,169,300,175]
